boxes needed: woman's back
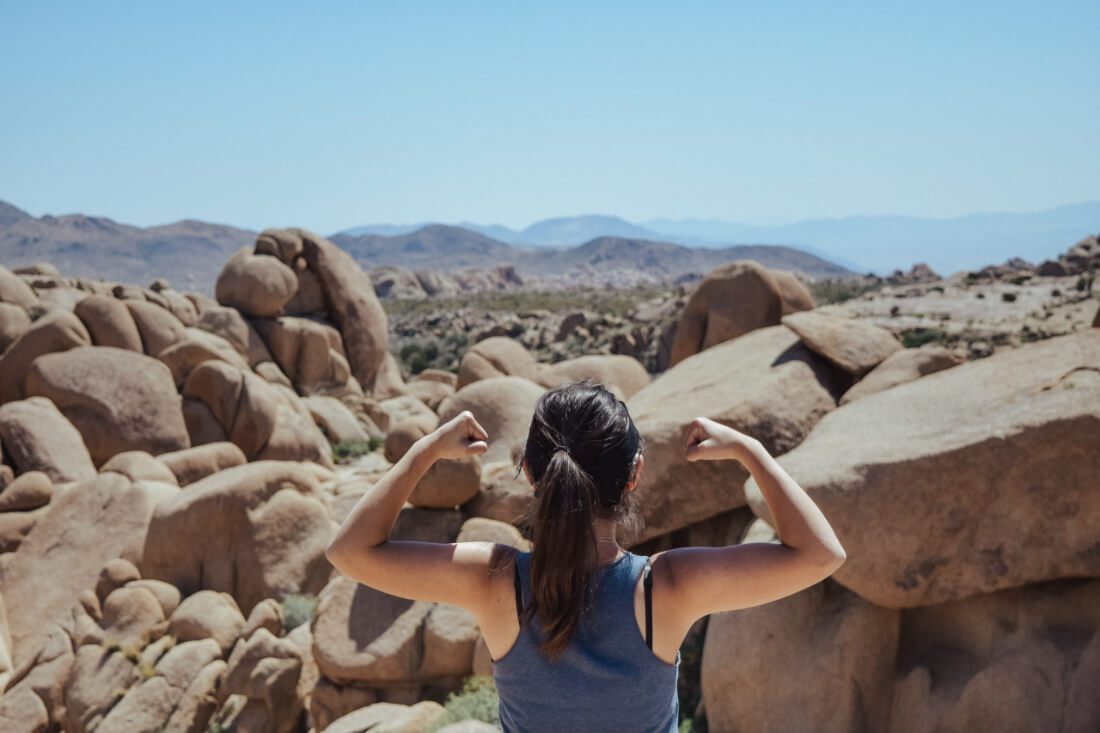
[495,551,680,733]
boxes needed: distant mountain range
[0,201,851,293]
[340,202,1100,274]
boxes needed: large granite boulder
[0,309,91,403]
[156,327,251,387]
[73,295,143,351]
[702,579,899,733]
[538,354,650,399]
[0,265,37,307]
[0,472,174,666]
[26,346,190,465]
[196,303,275,366]
[253,315,352,394]
[438,376,544,467]
[142,461,337,615]
[455,337,541,390]
[782,309,903,376]
[125,300,185,356]
[840,345,965,405]
[746,329,1100,608]
[628,325,841,541]
[0,396,96,482]
[215,247,298,318]
[669,261,812,367]
[0,302,31,353]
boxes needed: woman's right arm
[656,417,846,624]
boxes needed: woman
[327,382,846,733]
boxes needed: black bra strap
[643,558,654,651]
[513,557,524,619]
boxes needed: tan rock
[887,579,1100,733]
[100,585,166,648]
[410,456,481,508]
[0,470,52,512]
[384,415,438,463]
[62,644,141,733]
[284,266,327,316]
[770,268,816,314]
[374,700,449,733]
[162,658,226,733]
[746,329,1100,607]
[415,368,458,387]
[125,299,185,356]
[168,591,246,655]
[371,265,428,299]
[378,394,438,433]
[472,635,493,677]
[305,394,371,444]
[420,602,479,678]
[240,598,284,641]
[463,463,534,526]
[196,303,274,366]
[0,684,50,733]
[436,721,501,733]
[156,441,247,486]
[456,517,530,550]
[294,229,390,394]
[840,345,965,405]
[438,376,544,466]
[100,450,180,485]
[73,295,143,351]
[669,260,792,366]
[26,345,190,465]
[96,558,142,602]
[312,573,433,684]
[702,580,898,733]
[215,247,298,317]
[0,302,31,353]
[286,623,319,714]
[0,397,95,482]
[152,286,199,327]
[456,336,540,389]
[253,315,352,394]
[373,350,407,400]
[322,701,410,733]
[180,396,228,446]
[629,325,840,541]
[125,579,182,618]
[539,353,650,399]
[0,625,74,731]
[1093,303,1099,328]
[142,461,336,615]
[0,265,37,307]
[2,472,171,666]
[782,310,903,376]
[310,677,381,733]
[0,507,42,553]
[405,377,454,411]
[157,327,250,387]
[0,309,90,403]
[223,627,304,733]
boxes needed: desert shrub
[901,328,946,349]
[809,277,884,305]
[1001,292,1017,302]
[423,675,500,731]
[331,439,378,462]
[281,594,318,632]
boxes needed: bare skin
[326,412,846,665]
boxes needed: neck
[593,517,622,565]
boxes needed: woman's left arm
[326,411,497,609]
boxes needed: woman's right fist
[683,417,752,462]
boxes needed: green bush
[280,594,318,633]
[1001,292,1017,302]
[331,439,380,463]
[901,328,946,349]
[426,675,501,731]
[808,276,884,305]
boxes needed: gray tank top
[494,551,680,733]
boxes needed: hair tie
[553,444,571,456]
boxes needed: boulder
[99,584,166,648]
[628,325,841,541]
[438,376,544,467]
[887,579,1100,733]
[415,368,457,387]
[215,247,298,317]
[0,470,53,512]
[0,472,172,666]
[456,337,540,390]
[310,679,383,733]
[436,721,500,733]
[322,702,417,733]
[420,602,479,679]
[745,329,1100,608]
[222,627,304,733]
[701,579,899,733]
[99,450,180,485]
[96,558,142,603]
[373,351,407,399]
[782,310,903,377]
[304,394,371,444]
[463,464,535,525]
[1037,259,1068,277]
[284,267,327,315]
[371,266,428,299]
[405,375,454,412]
[0,397,96,482]
[197,303,275,366]
[0,302,31,353]
[156,327,250,387]
[274,229,389,393]
[0,625,74,732]
[378,395,438,434]
[312,573,434,685]
[168,591,247,655]
[456,517,530,550]
[180,396,228,446]
[62,643,142,733]
[0,265,37,307]
[125,300,185,356]
[840,346,965,405]
[0,507,44,553]
[253,315,352,394]
[409,456,482,509]
[384,415,438,464]
[125,579,182,618]
[150,286,199,327]
[142,461,336,615]
[156,441,248,487]
[669,260,802,366]
[182,360,333,466]
[770,269,816,314]
[538,354,650,399]
[73,295,143,351]
[0,309,91,403]
[26,346,190,465]
[240,598,284,641]
[1093,303,1100,328]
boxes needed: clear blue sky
[2,1,1097,233]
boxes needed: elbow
[821,541,846,574]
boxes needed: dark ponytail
[522,382,642,658]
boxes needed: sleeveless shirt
[494,551,680,733]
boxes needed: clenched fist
[428,410,490,460]
[683,417,756,463]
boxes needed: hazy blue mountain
[515,215,661,247]
[339,223,431,237]
[457,222,521,243]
